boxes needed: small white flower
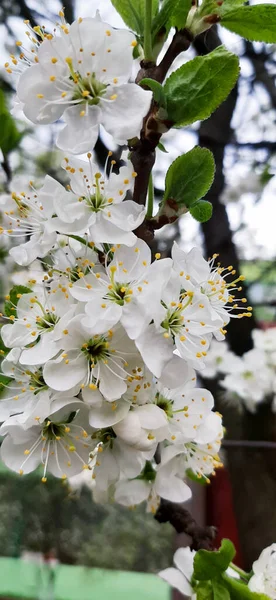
[113,404,168,451]
[1,288,76,365]
[74,239,172,338]
[136,273,222,376]
[0,176,60,266]
[0,398,91,479]
[155,379,217,445]
[160,415,224,484]
[43,317,142,400]
[249,543,276,599]
[0,348,80,425]
[114,461,192,512]
[51,156,145,245]
[90,433,148,495]
[159,547,195,598]
[201,339,234,379]
[221,349,274,411]
[172,243,252,330]
[13,17,152,153]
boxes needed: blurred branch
[245,42,276,109]
[155,500,216,551]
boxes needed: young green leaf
[193,539,236,581]
[164,46,239,128]
[190,200,213,223]
[139,78,167,108]
[220,5,276,43]
[212,579,231,600]
[163,147,215,208]
[152,0,192,38]
[157,141,168,153]
[111,0,158,34]
[221,574,271,600]
[196,581,214,600]
[4,285,33,318]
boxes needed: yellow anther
[37,94,44,98]
[63,329,68,335]
[155,253,161,259]
[41,477,47,483]
[49,75,56,81]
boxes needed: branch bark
[155,499,217,551]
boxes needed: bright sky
[1,0,276,259]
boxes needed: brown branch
[155,499,217,551]
[136,29,194,85]
[130,29,193,243]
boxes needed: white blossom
[249,544,276,599]
[159,547,195,598]
[43,317,142,400]
[1,288,76,365]
[51,156,145,245]
[0,176,60,266]
[12,16,152,153]
[74,239,172,338]
[0,398,91,479]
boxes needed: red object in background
[206,467,244,568]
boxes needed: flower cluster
[0,12,250,511]
[203,329,276,413]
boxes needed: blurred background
[0,0,275,598]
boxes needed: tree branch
[155,499,217,551]
[130,29,193,243]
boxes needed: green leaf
[194,539,236,581]
[221,5,276,43]
[152,0,192,37]
[0,90,23,156]
[221,574,271,600]
[212,579,231,600]
[196,581,214,600]
[139,78,166,107]
[164,46,239,127]
[163,147,215,208]
[111,0,158,34]
[157,141,168,153]
[4,285,33,318]
[190,200,213,223]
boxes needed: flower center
[81,337,110,364]
[69,65,107,105]
[27,368,48,394]
[92,427,116,445]
[155,393,173,418]
[243,370,254,380]
[36,312,59,331]
[105,281,132,306]
[161,307,184,336]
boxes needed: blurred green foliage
[0,468,173,572]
